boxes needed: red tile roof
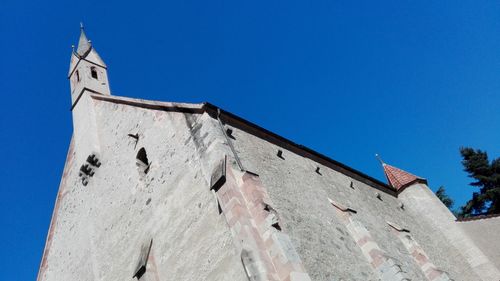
[382,163,426,191]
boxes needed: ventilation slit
[226,128,235,139]
[315,167,322,175]
[277,150,284,159]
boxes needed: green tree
[459,147,500,216]
[435,186,454,209]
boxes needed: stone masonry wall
[38,100,248,281]
[459,216,500,270]
[39,96,493,281]
[226,123,482,281]
[399,183,499,281]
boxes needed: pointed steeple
[68,23,111,108]
[76,23,92,58]
[69,24,106,78]
[376,154,427,191]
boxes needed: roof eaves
[90,94,205,114]
[201,102,395,196]
[456,213,500,222]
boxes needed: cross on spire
[375,153,385,165]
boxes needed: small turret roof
[381,162,427,191]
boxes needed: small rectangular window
[91,67,98,79]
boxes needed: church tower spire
[68,24,109,166]
[68,23,110,110]
[76,23,92,57]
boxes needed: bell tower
[68,24,110,166]
[68,23,110,110]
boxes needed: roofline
[456,213,500,222]
[91,94,396,196]
[201,102,396,196]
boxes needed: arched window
[136,148,150,175]
[90,67,98,79]
[76,70,80,82]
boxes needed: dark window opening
[76,70,80,82]
[136,148,150,175]
[91,67,98,79]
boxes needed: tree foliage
[435,186,453,209]
[459,147,500,216]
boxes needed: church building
[37,26,500,281]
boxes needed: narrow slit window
[91,67,98,79]
[136,148,150,175]
[76,70,80,82]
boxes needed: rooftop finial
[80,22,84,30]
[375,154,385,165]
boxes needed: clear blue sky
[1,1,499,279]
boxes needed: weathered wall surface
[40,95,498,281]
[400,183,500,281]
[459,216,500,270]
[38,100,247,281]
[226,123,482,281]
